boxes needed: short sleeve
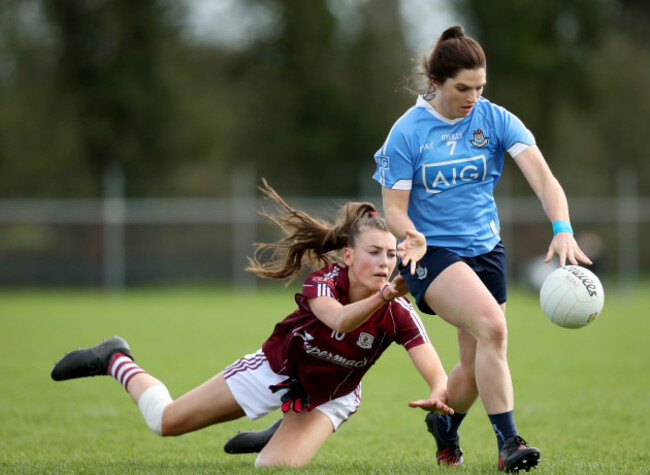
[301,269,339,300]
[390,298,430,349]
[495,107,535,157]
[372,120,416,190]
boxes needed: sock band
[488,410,518,451]
[438,412,467,441]
[108,353,147,390]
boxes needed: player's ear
[343,247,353,266]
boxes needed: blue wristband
[552,220,573,235]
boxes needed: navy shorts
[399,242,507,316]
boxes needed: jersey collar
[416,95,467,125]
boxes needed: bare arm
[381,187,428,273]
[381,187,415,241]
[513,145,592,267]
[307,275,409,334]
[406,343,453,415]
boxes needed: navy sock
[488,411,518,451]
[437,412,466,441]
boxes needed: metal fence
[0,169,647,292]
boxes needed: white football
[539,266,604,328]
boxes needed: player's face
[344,228,398,294]
[432,68,486,120]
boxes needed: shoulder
[304,263,348,292]
[475,97,526,125]
[474,97,529,138]
[474,97,511,119]
[377,100,431,162]
[298,263,348,305]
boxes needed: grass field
[1,281,648,474]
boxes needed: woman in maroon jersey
[50,180,452,467]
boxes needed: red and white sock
[107,352,147,390]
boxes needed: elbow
[383,206,402,224]
[539,173,562,198]
[330,319,360,334]
[540,178,565,208]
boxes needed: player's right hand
[408,397,454,415]
[390,274,409,297]
[379,275,409,302]
[398,229,427,274]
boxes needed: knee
[476,310,508,350]
[138,385,173,436]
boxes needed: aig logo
[375,155,389,169]
[422,155,486,194]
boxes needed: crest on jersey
[470,129,489,148]
[357,332,374,349]
[416,264,428,280]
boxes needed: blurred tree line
[0,0,648,198]
[455,0,650,196]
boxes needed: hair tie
[442,26,465,41]
[368,211,378,217]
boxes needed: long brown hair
[246,179,389,283]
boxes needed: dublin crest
[470,128,489,148]
[416,264,428,280]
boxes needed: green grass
[1,282,648,474]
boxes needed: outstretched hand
[545,233,592,267]
[380,275,409,302]
[397,229,427,275]
[408,397,454,416]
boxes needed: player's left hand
[545,233,593,267]
[408,397,454,415]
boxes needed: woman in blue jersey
[375,25,592,473]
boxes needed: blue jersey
[373,96,535,257]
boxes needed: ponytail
[246,179,387,283]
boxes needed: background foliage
[1,0,649,198]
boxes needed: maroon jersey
[262,263,429,408]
